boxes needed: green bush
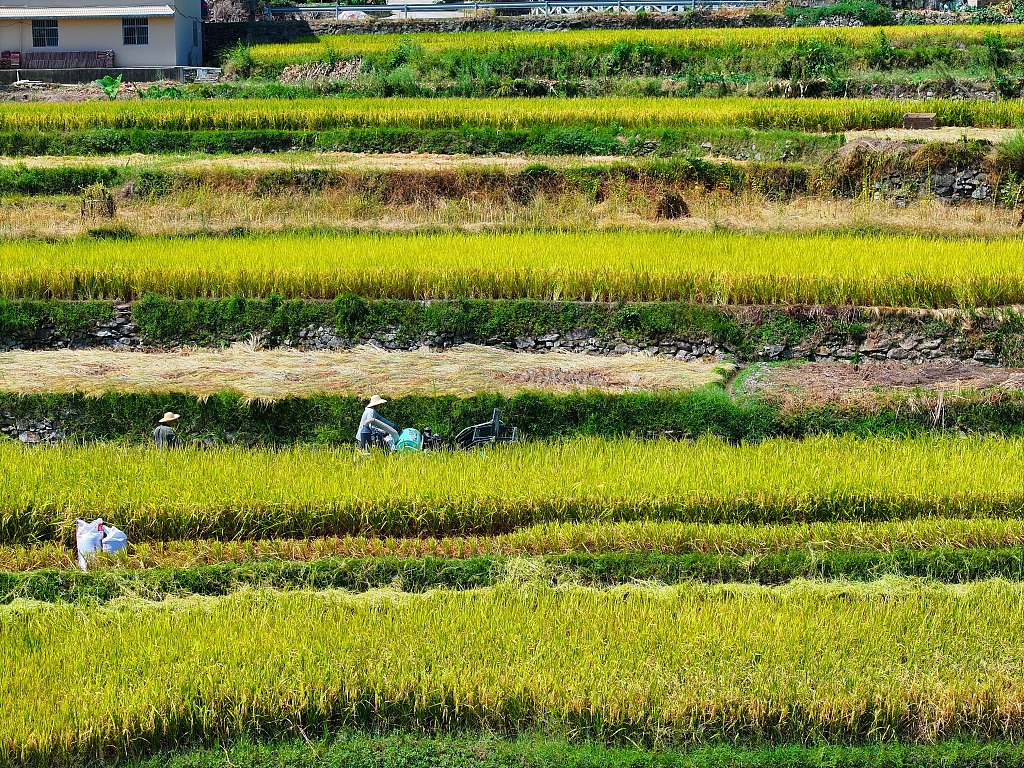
[785,0,894,26]
[995,131,1024,173]
[7,386,1024,447]
[0,298,111,336]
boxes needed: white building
[0,0,202,68]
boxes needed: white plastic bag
[75,518,128,572]
[102,524,128,555]
[75,518,104,572]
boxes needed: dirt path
[0,152,627,172]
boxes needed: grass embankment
[0,295,1008,360]
[5,581,1024,764]
[6,231,1024,307]
[0,389,780,446]
[73,733,1024,768]
[0,156,826,198]
[0,124,831,157]
[0,139,991,199]
[236,25,1024,98]
[5,436,1024,545]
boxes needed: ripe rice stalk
[0,345,730,400]
[2,97,1024,134]
[250,25,1024,65]
[4,581,1024,763]
[4,435,1024,545]
[6,517,1024,571]
[4,230,1024,307]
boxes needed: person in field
[357,395,399,450]
[153,412,180,449]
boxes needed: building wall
[0,1,204,66]
[173,0,203,66]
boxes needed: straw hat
[368,395,387,408]
[158,412,180,425]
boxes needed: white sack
[75,518,104,572]
[75,518,128,572]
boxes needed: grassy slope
[105,733,1024,768]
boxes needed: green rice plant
[4,230,1024,307]
[4,581,1024,763]
[0,97,1020,134]
[5,436,1024,545]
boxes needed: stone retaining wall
[0,307,1007,365]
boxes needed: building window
[122,18,149,46]
[31,20,58,48]
[193,20,199,47]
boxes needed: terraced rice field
[6,436,1024,544]
[5,580,1024,766]
[6,14,1024,768]
[248,24,1024,63]
[5,230,1024,306]
[3,97,1024,132]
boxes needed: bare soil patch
[844,127,1017,144]
[747,360,1024,408]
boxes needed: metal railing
[268,0,766,17]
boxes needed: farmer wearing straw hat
[357,395,399,451]
[153,412,180,449]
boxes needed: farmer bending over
[153,411,180,449]
[357,395,399,450]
